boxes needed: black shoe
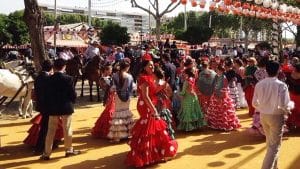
[65,150,81,157]
[40,155,50,160]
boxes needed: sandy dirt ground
[1,94,300,169]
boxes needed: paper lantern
[191,0,197,7]
[249,11,255,17]
[234,1,241,8]
[271,1,279,9]
[250,5,258,12]
[242,3,250,9]
[209,1,216,11]
[181,0,187,5]
[171,0,177,3]
[224,0,232,6]
[199,0,206,8]
[263,0,272,8]
[242,9,250,16]
[292,7,298,14]
[279,4,287,13]
[255,0,263,5]
[286,6,293,13]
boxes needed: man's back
[34,71,51,114]
[253,77,289,114]
[49,72,76,115]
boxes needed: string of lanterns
[171,0,300,25]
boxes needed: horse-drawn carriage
[0,60,35,118]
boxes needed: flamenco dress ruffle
[23,114,63,146]
[206,90,241,131]
[91,92,115,138]
[126,100,178,168]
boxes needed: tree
[100,22,130,46]
[23,0,47,71]
[130,0,181,40]
[176,25,213,45]
[6,11,30,45]
[0,14,12,47]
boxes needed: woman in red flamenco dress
[23,114,63,152]
[286,63,300,130]
[91,65,115,138]
[206,65,241,131]
[126,60,178,168]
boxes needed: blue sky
[0,0,295,39]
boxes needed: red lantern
[242,3,250,9]
[215,0,221,2]
[234,1,241,8]
[191,0,197,7]
[209,2,216,11]
[251,5,258,12]
[181,0,187,5]
[171,0,177,3]
[224,0,232,6]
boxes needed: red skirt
[206,93,241,131]
[126,99,178,167]
[287,92,300,128]
[244,85,255,116]
[23,114,63,146]
[91,92,115,138]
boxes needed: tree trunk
[23,0,48,71]
[155,18,161,41]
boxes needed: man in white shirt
[252,60,293,169]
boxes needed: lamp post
[54,0,57,54]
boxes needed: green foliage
[7,10,30,45]
[0,14,12,45]
[176,25,213,45]
[43,13,106,29]
[100,22,130,45]
[164,11,239,39]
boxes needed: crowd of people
[20,39,300,168]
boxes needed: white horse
[0,61,34,118]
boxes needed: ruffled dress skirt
[206,92,241,131]
[126,99,178,168]
[160,108,175,140]
[237,82,248,108]
[91,92,115,138]
[228,83,240,109]
[107,96,134,140]
[23,114,63,146]
[177,95,206,131]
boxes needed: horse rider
[83,40,100,64]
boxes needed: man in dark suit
[162,53,177,91]
[40,58,80,160]
[34,60,56,154]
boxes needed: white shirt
[252,77,292,115]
